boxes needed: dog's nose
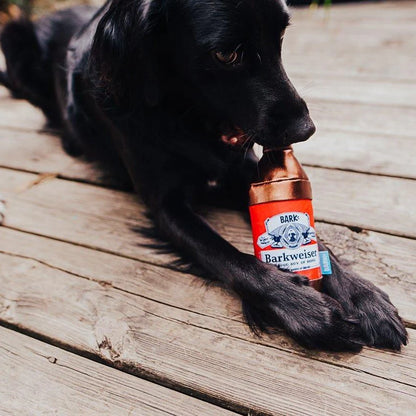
[285,116,316,145]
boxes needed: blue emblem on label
[319,251,332,275]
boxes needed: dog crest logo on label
[254,210,321,274]
[257,212,317,250]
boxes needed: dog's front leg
[149,189,365,351]
[319,242,408,350]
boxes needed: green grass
[311,0,333,6]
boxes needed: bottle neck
[257,146,310,183]
[249,146,312,205]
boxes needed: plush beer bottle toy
[249,147,324,290]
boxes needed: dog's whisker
[307,104,326,115]
[242,135,255,160]
[294,80,319,96]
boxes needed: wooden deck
[1,1,415,415]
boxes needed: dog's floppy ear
[90,0,165,107]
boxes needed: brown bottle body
[249,147,322,289]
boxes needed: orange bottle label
[249,199,322,281]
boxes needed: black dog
[0,0,407,351]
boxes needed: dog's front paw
[323,270,408,351]
[350,282,407,350]
[237,261,365,352]
[0,194,5,225]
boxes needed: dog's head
[92,0,315,148]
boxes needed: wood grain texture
[1,123,415,189]
[285,2,416,81]
[290,74,416,108]
[295,129,416,179]
[0,225,415,385]
[1,99,415,182]
[292,1,416,26]
[0,167,415,324]
[1,248,415,416]
[0,327,235,416]
[0,127,122,186]
[308,167,416,237]
[284,35,416,83]
[0,88,45,132]
[2,83,415,137]
[307,99,416,140]
[1,155,415,238]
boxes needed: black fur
[0,0,407,351]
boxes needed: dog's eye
[213,51,239,66]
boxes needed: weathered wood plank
[296,129,416,180]
[0,127,117,186]
[1,119,415,184]
[1,83,415,185]
[307,99,416,139]
[0,326,235,416]
[1,248,415,415]
[288,13,416,40]
[0,167,415,324]
[1,156,415,238]
[283,37,416,82]
[1,121,415,194]
[2,86,415,136]
[285,3,416,81]
[1,81,415,139]
[0,88,45,131]
[292,1,416,25]
[308,167,415,237]
[290,75,416,108]
[285,52,416,83]
[0,225,415,387]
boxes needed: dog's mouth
[220,125,248,147]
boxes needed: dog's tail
[0,61,20,99]
[0,70,12,89]
[0,19,43,95]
